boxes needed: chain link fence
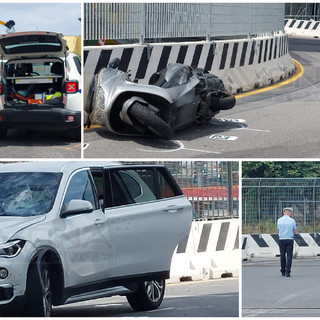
[125,161,239,220]
[84,3,285,42]
[242,178,320,233]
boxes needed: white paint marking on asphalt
[272,293,298,308]
[83,143,89,150]
[219,118,246,123]
[234,127,271,133]
[137,140,222,154]
[147,307,175,313]
[210,134,238,141]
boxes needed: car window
[107,167,181,208]
[62,170,97,211]
[91,170,104,207]
[73,55,81,74]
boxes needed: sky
[0,3,81,36]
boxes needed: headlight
[0,240,25,258]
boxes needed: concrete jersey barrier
[285,19,320,38]
[242,233,320,260]
[169,219,239,283]
[83,34,295,112]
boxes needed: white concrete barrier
[242,233,320,260]
[285,19,320,38]
[169,219,239,283]
[84,34,295,118]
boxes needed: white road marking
[234,127,271,133]
[137,140,222,154]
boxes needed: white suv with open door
[0,32,81,140]
[0,161,192,316]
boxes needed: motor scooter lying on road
[85,58,236,139]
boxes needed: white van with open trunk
[0,32,81,140]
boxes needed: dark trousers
[279,239,294,275]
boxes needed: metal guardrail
[84,3,285,42]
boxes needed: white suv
[0,161,192,316]
[0,32,81,140]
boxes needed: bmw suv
[0,161,192,316]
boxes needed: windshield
[0,172,62,217]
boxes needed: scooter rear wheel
[129,102,173,139]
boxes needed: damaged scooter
[85,58,236,139]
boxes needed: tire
[129,102,173,139]
[127,279,165,311]
[210,96,236,112]
[25,261,52,317]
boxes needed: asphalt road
[243,258,320,317]
[0,129,81,158]
[84,37,320,158]
[52,278,238,317]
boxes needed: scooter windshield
[164,64,192,88]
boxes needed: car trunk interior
[3,58,65,108]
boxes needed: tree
[242,162,320,178]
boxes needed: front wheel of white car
[127,279,165,311]
[25,261,52,317]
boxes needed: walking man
[277,207,297,277]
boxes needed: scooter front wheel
[129,103,173,139]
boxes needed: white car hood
[0,215,45,243]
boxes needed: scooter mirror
[109,58,120,69]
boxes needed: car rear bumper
[0,108,81,130]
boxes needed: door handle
[94,218,105,225]
[163,205,184,213]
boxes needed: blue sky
[0,3,81,35]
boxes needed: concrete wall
[84,34,295,109]
[242,233,320,260]
[65,36,81,56]
[285,19,320,38]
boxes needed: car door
[93,165,192,279]
[57,168,113,288]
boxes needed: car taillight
[66,115,75,122]
[0,83,2,95]
[65,81,79,94]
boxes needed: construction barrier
[285,19,320,38]
[83,34,295,117]
[169,218,239,283]
[242,233,320,260]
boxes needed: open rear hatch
[0,31,67,59]
[0,32,70,109]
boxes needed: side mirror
[61,199,94,217]
[109,58,120,69]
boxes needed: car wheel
[25,261,52,317]
[126,279,165,311]
[128,102,173,139]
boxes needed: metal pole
[139,3,145,44]
[258,178,261,235]
[227,162,233,218]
